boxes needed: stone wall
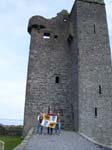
[24,0,112,146]
[24,10,74,136]
[74,0,112,145]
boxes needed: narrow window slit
[94,24,96,34]
[68,34,73,44]
[71,104,74,120]
[99,85,102,94]
[55,76,60,83]
[95,107,98,117]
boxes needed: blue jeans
[55,122,61,134]
[37,124,43,134]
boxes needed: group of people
[37,110,62,135]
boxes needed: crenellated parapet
[28,16,48,34]
[28,10,69,34]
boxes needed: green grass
[0,135,23,150]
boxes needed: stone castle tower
[24,0,112,146]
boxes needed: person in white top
[37,112,43,135]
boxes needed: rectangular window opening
[43,33,50,39]
[63,18,67,22]
[55,76,60,83]
[95,107,97,117]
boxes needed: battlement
[28,16,47,34]
[28,10,69,34]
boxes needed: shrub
[0,125,23,136]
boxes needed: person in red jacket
[48,110,53,135]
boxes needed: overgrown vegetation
[0,125,23,136]
[0,135,23,150]
[0,125,23,150]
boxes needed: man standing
[55,112,61,135]
[37,112,43,135]
[48,110,53,135]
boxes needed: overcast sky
[0,0,112,123]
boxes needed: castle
[23,0,112,146]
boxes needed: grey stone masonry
[24,0,112,147]
[24,10,74,136]
[72,0,112,146]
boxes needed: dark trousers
[48,127,53,134]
